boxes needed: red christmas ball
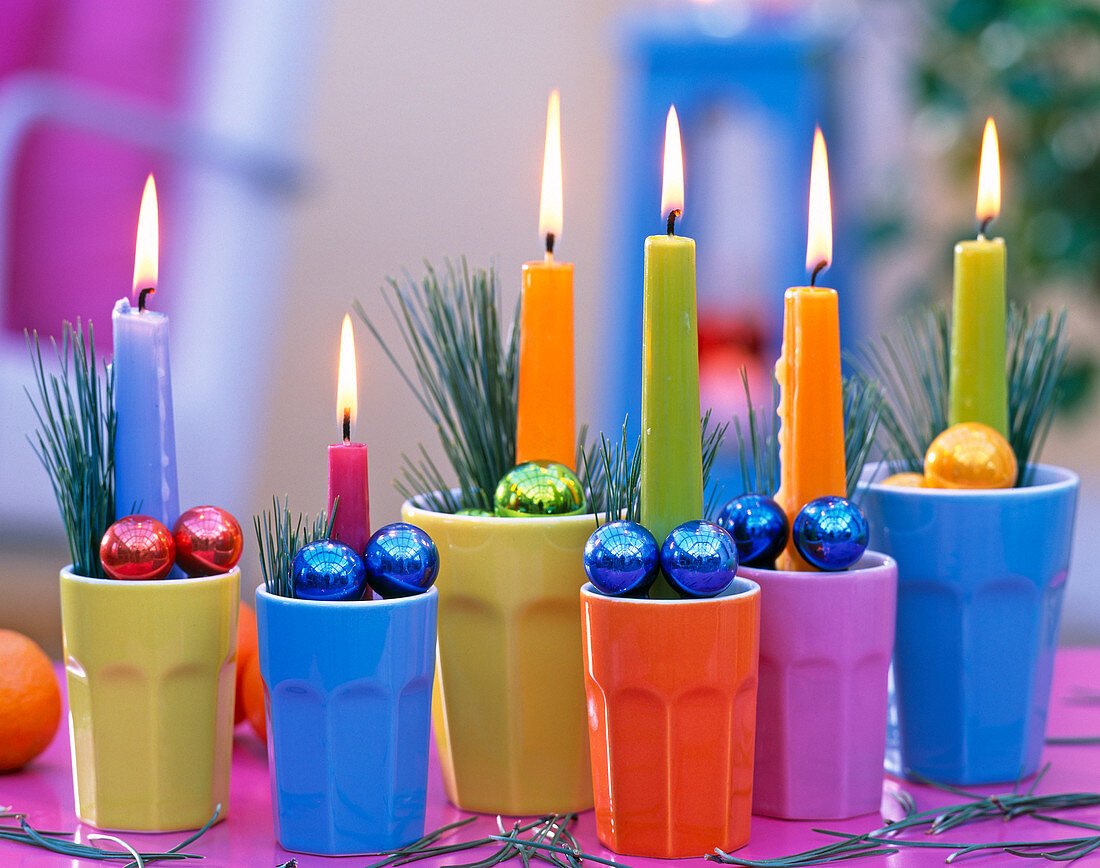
[173,506,243,576]
[100,515,176,581]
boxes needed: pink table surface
[3,649,1100,867]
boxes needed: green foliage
[253,496,337,598]
[355,260,519,513]
[25,322,115,578]
[853,303,1068,483]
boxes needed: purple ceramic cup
[740,551,897,819]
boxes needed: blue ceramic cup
[861,463,1078,785]
[256,585,437,855]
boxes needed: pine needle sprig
[852,304,1069,483]
[850,306,950,475]
[1007,306,1068,484]
[701,408,729,520]
[24,321,115,578]
[0,803,215,863]
[843,373,885,501]
[355,259,519,513]
[253,496,337,598]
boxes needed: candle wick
[666,209,681,237]
[977,215,992,240]
[810,260,827,287]
[545,233,555,256]
[342,408,351,443]
[137,287,155,312]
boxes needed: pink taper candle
[328,315,371,570]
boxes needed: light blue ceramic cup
[861,463,1078,785]
[256,585,437,855]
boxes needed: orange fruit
[234,601,258,725]
[241,651,266,743]
[0,629,62,772]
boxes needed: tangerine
[234,601,258,725]
[241,651,266,743]
[0,629,62,772]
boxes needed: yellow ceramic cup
[60,565,239,832]
[402,500,594,815]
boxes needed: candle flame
[661,105,684,221]
[538,89,563,241]
[132,174,158,301]
[805,126,832,275]
[337,314,358,432]
[976,117,1001,227]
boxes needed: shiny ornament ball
[99,515,176,580]
[583,521,660,597]
[292,540,368,601]
[173,505,243,576]
[455,507,495,517]
[792,496,869,571]
[716,494,789,567]
[363,522,439,598]
[659,520,739,599]
[493,461,587,517]
[881,472,926,488]
[924,422,1017,489]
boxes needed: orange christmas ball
[881,472,927,488]
[0,629,61,771]
[924,422,1017,489]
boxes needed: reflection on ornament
[792,496,868,571]
[99,515,176,580]
[364,522,439,598]
[924,422,1017,489]
[292,539,367,601]
[659,520,739,599]
[583,520,660,597]
[716,494,788,567]
[173,505,243,576]
[881,472,926,488]
[493,460,586,517]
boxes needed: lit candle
[515,89,575,468]
[639,105,703,596]
[774,128,846,571]
[948,117,1008,437]
[328,314,371,576]
[112,174,180,528]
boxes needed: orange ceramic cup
[580,579,760,858]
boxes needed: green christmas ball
[493,461,587,517]
[455,507,495,517]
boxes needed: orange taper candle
[516,89,576,468]
[774,128,846,571]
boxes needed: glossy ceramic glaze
[401,498,594,814]
[59,566,239,831]
[255,585,437,856]
[580,579,760,858]
[739,552,897,819]
[861,463,1078,784]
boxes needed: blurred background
[2,0,1099,655]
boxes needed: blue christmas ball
[792,496,869,571]
[292,539,368,601]
[660,520,739,599]
[583,521,660,597]
[716,494,789,567]
[363,522,439,598]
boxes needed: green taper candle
[949,118,1008,438]
[639,106,703,597]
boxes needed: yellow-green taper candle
[640,106,703,597]
[949,117,1008,438]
